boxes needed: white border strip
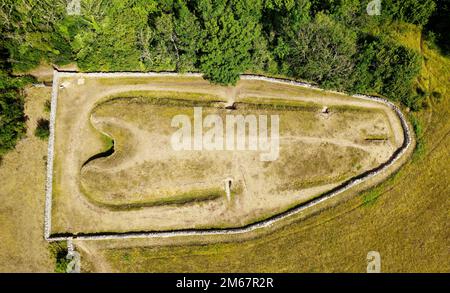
[44,71,412,241]
[44,70,60,240]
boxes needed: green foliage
[138,0,201,72]
[310,0,360,24]
[0,0,74,72]
[383,0,436,26]
[425,0,450,55]
[362,189,380,206]
[0,0,439,108]
[34,118,50,140]
[410,114,426,160]
[286,13,357,90]
[0,70,34,90]
[352,36,422,107]
[44,100,51,113]
[0,0,441,168]
[49,242,69,273]
[0,55,31,156]
[0,89,26,156]
[265,0,311,38]
[73,0,157,71]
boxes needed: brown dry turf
[77,25,449,272]
[50,74,402,235]
[0,23,447,273]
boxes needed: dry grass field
[0,23,446,273]
[76,25,448,272]
[50,74,403,235]
[0,87,53,272]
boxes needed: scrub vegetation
[0,0,445,156]
[0,0,448,273]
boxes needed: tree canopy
[0,0,444,154]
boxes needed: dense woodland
[0,0,447,155]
